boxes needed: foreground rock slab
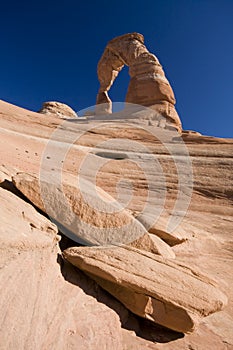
[12,172,176,257]
[63,245,227,333]
[0,187,124,350]
[13,172,148,246]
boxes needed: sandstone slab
[129,233,175,259]
[63,245,227,333]
[0,187,124,350]
[0,164,17,183]
[12,172,147,246]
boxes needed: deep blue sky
[1,0,232,137]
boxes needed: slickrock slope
[0,99,233,349]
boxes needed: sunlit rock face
[38,101,77,119]
[0,98,233,349]
[96,32,182,133]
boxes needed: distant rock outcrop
[96,33,182,132]
[38,101,77,119]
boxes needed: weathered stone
[1,99,233,348]
[136,213,189,246]
[0,164,17,183]
[63,245,227,333]
[129,233,176,259]
[38,101,77,119]
[0,187,123,349]
[12,171,176,257]
[96,33,182,132]
[0,186,58,250]
[13,172,147,246]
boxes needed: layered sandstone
[96,33,182,132]
[0,186,126,349]
[0,99,233,349]
[63,245,227,333]
[12,171,175,258]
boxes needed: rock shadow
[57,239,184,344]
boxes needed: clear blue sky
[1,0,232,137]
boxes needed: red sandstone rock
[96,33,182,132]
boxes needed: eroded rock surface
[0,99,233,349]
[12,172,148,246]
[96,33,182,132]
[38,101,77,119]
[0,187,124,350]
[12,171,176,257]
[63,245,227,333]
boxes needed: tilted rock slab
[12,171,147,246]
[12,172,175,258]
[63,245,227,333]
[96,32,182,132]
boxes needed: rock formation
[38,101,77,119]
[0,92,232,349]
[63,245,227,333]
[12,171,176,258]
[0,186,124,350]
[96,33,182,132]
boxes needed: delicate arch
[96,32,182,133]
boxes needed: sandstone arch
[96,33,182,132]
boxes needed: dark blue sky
[1,0,232,137]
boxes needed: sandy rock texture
[0,99,233,349]
[0,186,126,350]
[96,33,182,132]
[63,245,227,333]
[38,101,77,119]
[0,170,170,349]
[12,172,147,246]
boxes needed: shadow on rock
[57,252,184,344]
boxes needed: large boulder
[63,245,227,333]
[12,171,176,258]
[12,172,147,246]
